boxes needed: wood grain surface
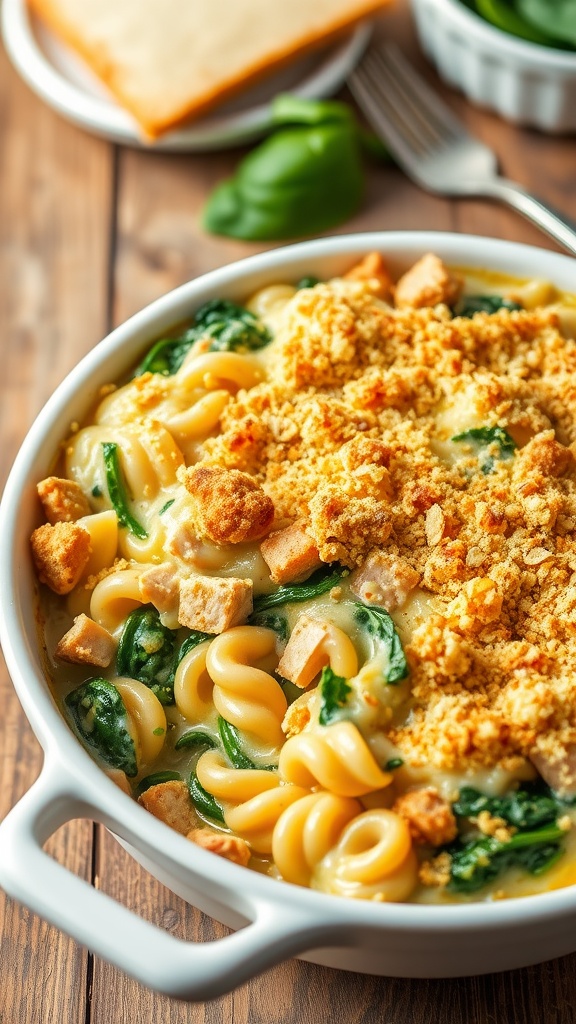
[1,3,576,1021]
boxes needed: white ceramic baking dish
[2,232,576,1001]
[410,0,576,133]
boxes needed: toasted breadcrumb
[31,521,91,594]
[37,476,91,524]
[193,270,576,776]
[419,851,452,888]
[181,464,274,544]
[393,787,457,846]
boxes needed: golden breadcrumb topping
[198,269,576,776]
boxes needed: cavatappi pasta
[31,252,576,903]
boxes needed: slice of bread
[29,0,392,138]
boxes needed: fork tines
[348,41,468,165]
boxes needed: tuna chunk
[260,520,322,585]
[187,827,251,866]
[178,575,252,633]
[55,613,117,668]
[395,253,463,309]
[393,787,457,846]
[139,563,181,616]
[277,615,334,689]
[139,780,197,835]
[350,551,420,611]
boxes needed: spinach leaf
[196,299,270,353]
[135,299,270,377]
[353,603,409,685]
[385,757,405,770]
[175,730,218,752]
[65,678,138,777]
[454,294,523,317]
[451,425,517,474]
[252,565,347,613]
[475,0,558,43]
[135,334,196,376]
[247,611,289,643]
[188,770,225,824]
[158,498,175,515]
[453,784,560,829]
[218,717,276,771]
[203,95,366,241]
[296,276,320,290]
[318,666,352,726]
[101,441,147,539]
[117,605,177,705]
[135,770,182,797]
[446,823,566,893]
[177,630,214,664]
[514,0,576,45]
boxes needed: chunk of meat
[350,551,420,611]
[178,575,252,633]
[393,787,457,846]
[343,251,393,298]
[30,521,91,595]
[37,476,91,524]
[55,613,117,668]
[139,563,181,615]
[260,520,322,585]
[187,827,251,866]
[277,614,334,689]
[181,465,274,544]
[394,253,463,309]
[531,743,576,799]
[139,780,197,835]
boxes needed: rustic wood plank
[0,38,113,1024]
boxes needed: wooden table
[1,4,575,1021]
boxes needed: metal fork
[348,43,576,256]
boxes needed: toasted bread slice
[29,0,392,138]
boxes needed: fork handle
[467,178,576,258]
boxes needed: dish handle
[0,760,343,1000]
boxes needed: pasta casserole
[30,251,576,903]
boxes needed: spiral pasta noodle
[314,809,419,902]
[173,640,215,725]
[114,677,167,769]
[279,722,393,798]
[272,792,362,886]
[206,626,287,748]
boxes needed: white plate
[1,0,372,151]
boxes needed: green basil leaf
[203,121,364,241]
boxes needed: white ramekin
[2,233,576,1000]
[410,0,576,133]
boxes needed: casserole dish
[410,0,576,133]
[2,231,576,999]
